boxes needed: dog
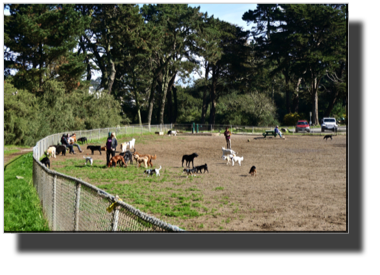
[41,157,50,169]
[134,154,149,168]
[132,151,156,167]
[323,135,333,141]
[120,142,128,153]
[101,146,106,151]
[222,154,234,165]
[68,133,77,144]
[222,147,237,157]
[195,163,208,173]
[128,138,136,149]
[77,137,87,144]
[182,153,198,168]
[108,155,127,168]
[46,146,56,158]
[232,155,244,166]
[119,150,134,165]
[144,166,162,177]
[249,166,257,176]
[87,145,102,155]
[168,130,177,136]
[54,145,67,156]
[182,168,197,178]
[83,156,93,166]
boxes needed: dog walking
[224,127,231,149]
[106,132,118,167]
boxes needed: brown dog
[134,154,149,168]
[249,166,257,176]
[132,151,156,167]
[101,146,106,151]
[108,155,127,168]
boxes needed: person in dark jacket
[106,132,118,166]
[61,134,75,154]
[224,127,231,149]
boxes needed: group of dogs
[180,147,257,177]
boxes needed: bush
[283,112,304,126]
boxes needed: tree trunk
[285,74,291,113]
[107,59,116,95]
[209,67,218,125]
[311,77,319,125]
[159,68,172,124]
[166,72,177,123]
[201,64,210,124]
[292,77,302,113]
[172,86,178,123]
[147,78,157,125]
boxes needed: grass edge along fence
[33,124,184,232]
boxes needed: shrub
[283,112,304,126]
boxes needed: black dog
[195,163,208,173]
[249,166,257,176]
[53,145,67,156]
[119,150,133,165]
[182,168,197,177]
[182,153,198,168]
[87,145,102,155]
[77,137,88,144]
[323,135,333,141]
[41,157,50,169]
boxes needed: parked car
[321,117,338,132]
[296,120,310,133]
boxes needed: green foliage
[283,112,306,126]
[4,153,50,231]
[4,82,40,146]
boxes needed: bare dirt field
[50,133,347,231]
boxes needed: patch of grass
[4,149,19,155]
[215,186,224,191]
[4,153,50,231]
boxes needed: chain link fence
[33,124,183,232]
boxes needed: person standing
[224,127,231,149]
[106,132,118,166]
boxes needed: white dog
[222,154,234,165]
[168,130,177,136]
[46,146,56,158]
[222,147,237,156]
[232,155,244,166]
[128,138,135,149]
[83,156,93,166]
[120,142,128,153]
[144,166,162,177]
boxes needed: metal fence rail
[33,124,183,232]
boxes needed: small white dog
[47,146,56,158]
[83,156,93,166]
[232,155,244,166]
[222,154,234,165]
[168,130,177,136]
[128,138,135,149]
[144,166,162,177]
[120,142,128,153]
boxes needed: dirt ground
[50,134,347,231]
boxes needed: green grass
[4,145,31,156]
[4,153,50,231]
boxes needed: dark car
[296,120,310,133]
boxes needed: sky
[3,2,256,85]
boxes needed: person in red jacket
[224,127,231,149]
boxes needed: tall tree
[5,4,90,93]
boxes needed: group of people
[223,125,283,148]
[61,134,82,154]
[60,132,118,167]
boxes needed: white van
[321,117,337,132]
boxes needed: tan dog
[46,146,56,158]
[68,133,77,145]
[108,155,127,168]
[134,154,149,168]
[132,151,156,167]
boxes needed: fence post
[74,182,81,231]
[52,175,57,231]
[112,205,120,231]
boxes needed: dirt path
[4,148,33,166]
